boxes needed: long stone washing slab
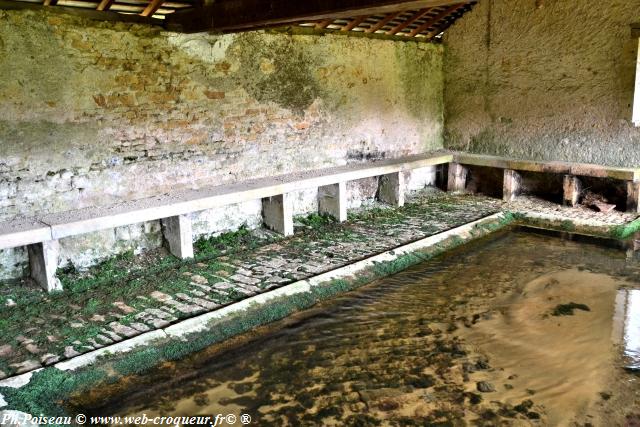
[0,153,453,249]
[454,153,640,182]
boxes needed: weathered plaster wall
[0,10,444,280]
[444,0,640,166]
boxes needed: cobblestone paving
[0,189,637,380]
[508,195,638,226]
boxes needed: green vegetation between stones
[0,214,510,419]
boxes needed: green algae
[0,215,510,418]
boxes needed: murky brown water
[75,228,640,426]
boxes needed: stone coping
[0,152,452,250]
[453,153,640,181]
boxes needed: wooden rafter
[408,3,464,37]
[315,18,334,29]
[342,15,368,31]
[96,0,114,11]
[0,0,163,22]
[140,0,163,16]
[365,12,401,33]
[386,8,430,35]
[166,0,464,33]
[0,0,475,38]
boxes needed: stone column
[447,162,468,192]
[27,240,62,292]
[318,182,347,222]
[263,193,294,236]
[627,181,640,213]
[563,175,582,207]
[378,172,405,207]
[503,169,522,202]
[162,214,194,259]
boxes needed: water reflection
[73,229,640,426]
[616,289,640,371]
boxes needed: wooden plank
[141,0,163,16]
[408,3,463,37]
[96,0,114,11]
[165,0,461,33]
[342,15,369,31]
[386,8,431,35]
[0,0,163,24]
[365,12,400,33]
[43,0,58,6]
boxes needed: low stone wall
[0,167,438,280]
[0,9,445,281]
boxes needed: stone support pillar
[27,240,62,292]
[563,175,582,207]
[447,162,468,192]
[503,169,522,202]
[319,182,347,222]
[263,193,294,236]
[162,214,194,259]
[378,172,405,207]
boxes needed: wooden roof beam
[165,0,463,33]
[315,18,334,29]
[407,3,464,37]
[365,11,400,33]
[141,0,163,16]
[0,0,162,23]
[96,0,114,11]
[386,8,431,35]
[342,15,369,31]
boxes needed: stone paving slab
[0,189,636,380]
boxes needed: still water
[75,228,640,426]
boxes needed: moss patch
[0,214,510,418]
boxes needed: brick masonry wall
[444,0,640,167]
[0,10,444,280]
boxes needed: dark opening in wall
[577,177,627,211]
[436,164,449,190]
[519,171,564,204]
[465,166,503,198]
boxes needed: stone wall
[0,10,445,280]
[444,0,640,166]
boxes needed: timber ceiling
[0,0,477,38]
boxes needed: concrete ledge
[454,153,640,181]
[0,153,453,248]
[0,219,52,251]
